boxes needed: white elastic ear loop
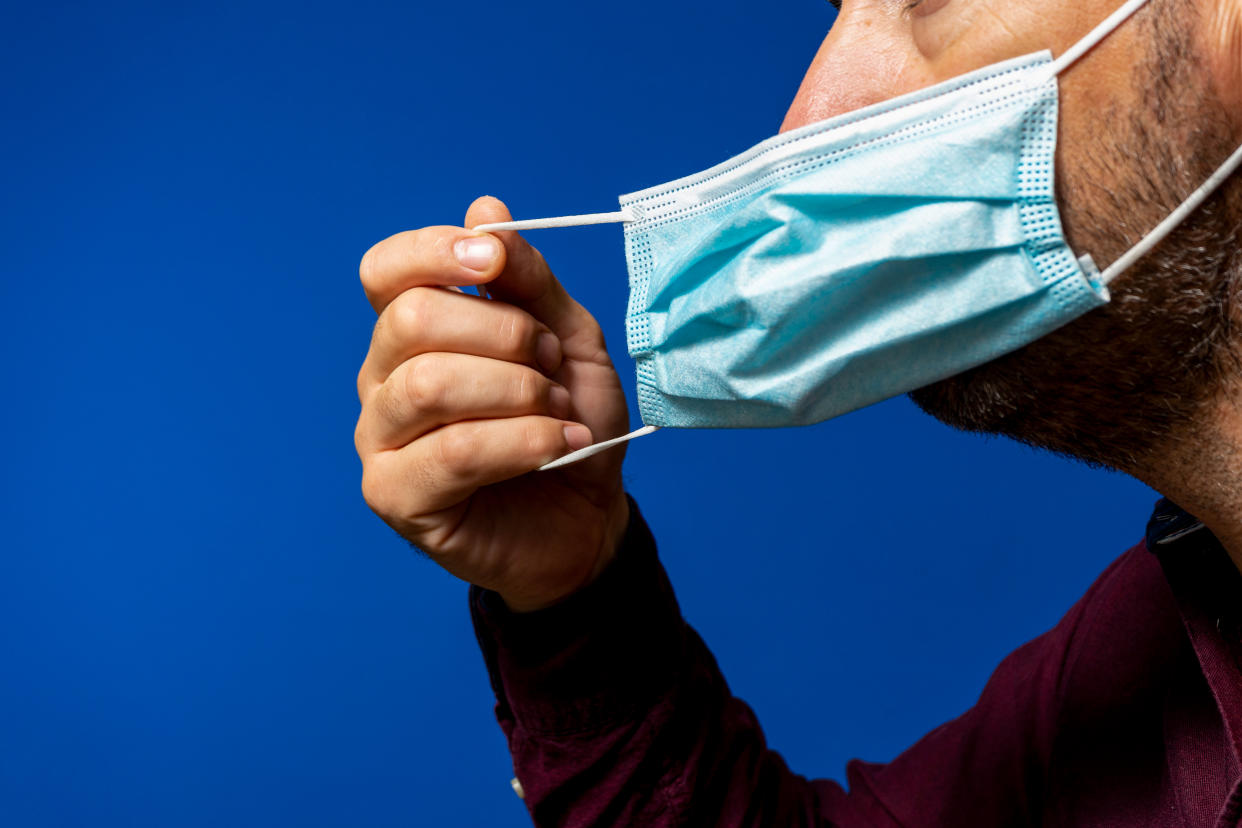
[1048,0,1151,77]
[473,206,640,234]
[539,425,660,471]
[1100,141,1242,285]
[1026,0,1242,286]
[464,206,656,471]
[1024,0,1152,88]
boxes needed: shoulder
[1053,541,1189,723]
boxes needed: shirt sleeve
[470,498,882,826]
[469,497,1119,827]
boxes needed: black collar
[1146,498,1208,548]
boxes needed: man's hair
[910,0,1242,475]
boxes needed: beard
[909,4,1242,475]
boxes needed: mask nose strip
[539,425,660,471]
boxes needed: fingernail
[453,236,498,272]
[536,332,562,374]
[548,385,571,419]
[563,424,592,451]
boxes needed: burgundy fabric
[470,499,1242,826]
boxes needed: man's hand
[355,196,631,612]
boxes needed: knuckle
[498,311,535,359]
[359,243,380,290]
[374,380,408,428]
[360,464,392,516]
[514,369,535,406]
[522,419,560,458]
[436,425,482,477]
[389,288,431,342]
[403,355,447,413]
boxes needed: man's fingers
[362,416,593,519]
[357,353,572,452]
[359,226,508,314]
[464,196,606,350]
[357,286,563,398]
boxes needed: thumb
[464,196,603,349]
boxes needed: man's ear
[1208,0,1242,123]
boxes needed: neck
[1138,394,1242,573]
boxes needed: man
[354,0,1242,824]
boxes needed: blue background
[1,1,1157,825]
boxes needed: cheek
[910,0,989,63]
[911,1,1074,75]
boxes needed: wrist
[470,495,681,735]
[501,489,630,613]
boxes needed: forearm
[470,499,840,827]
[470,496,1098,827]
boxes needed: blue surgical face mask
[476,0,1242,470]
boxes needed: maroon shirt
[471,499,1242,826]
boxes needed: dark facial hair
[909,3,1242,475]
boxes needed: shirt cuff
[470,496,687,736]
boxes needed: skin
[355,200,631,612]
[356,0,1242,610]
